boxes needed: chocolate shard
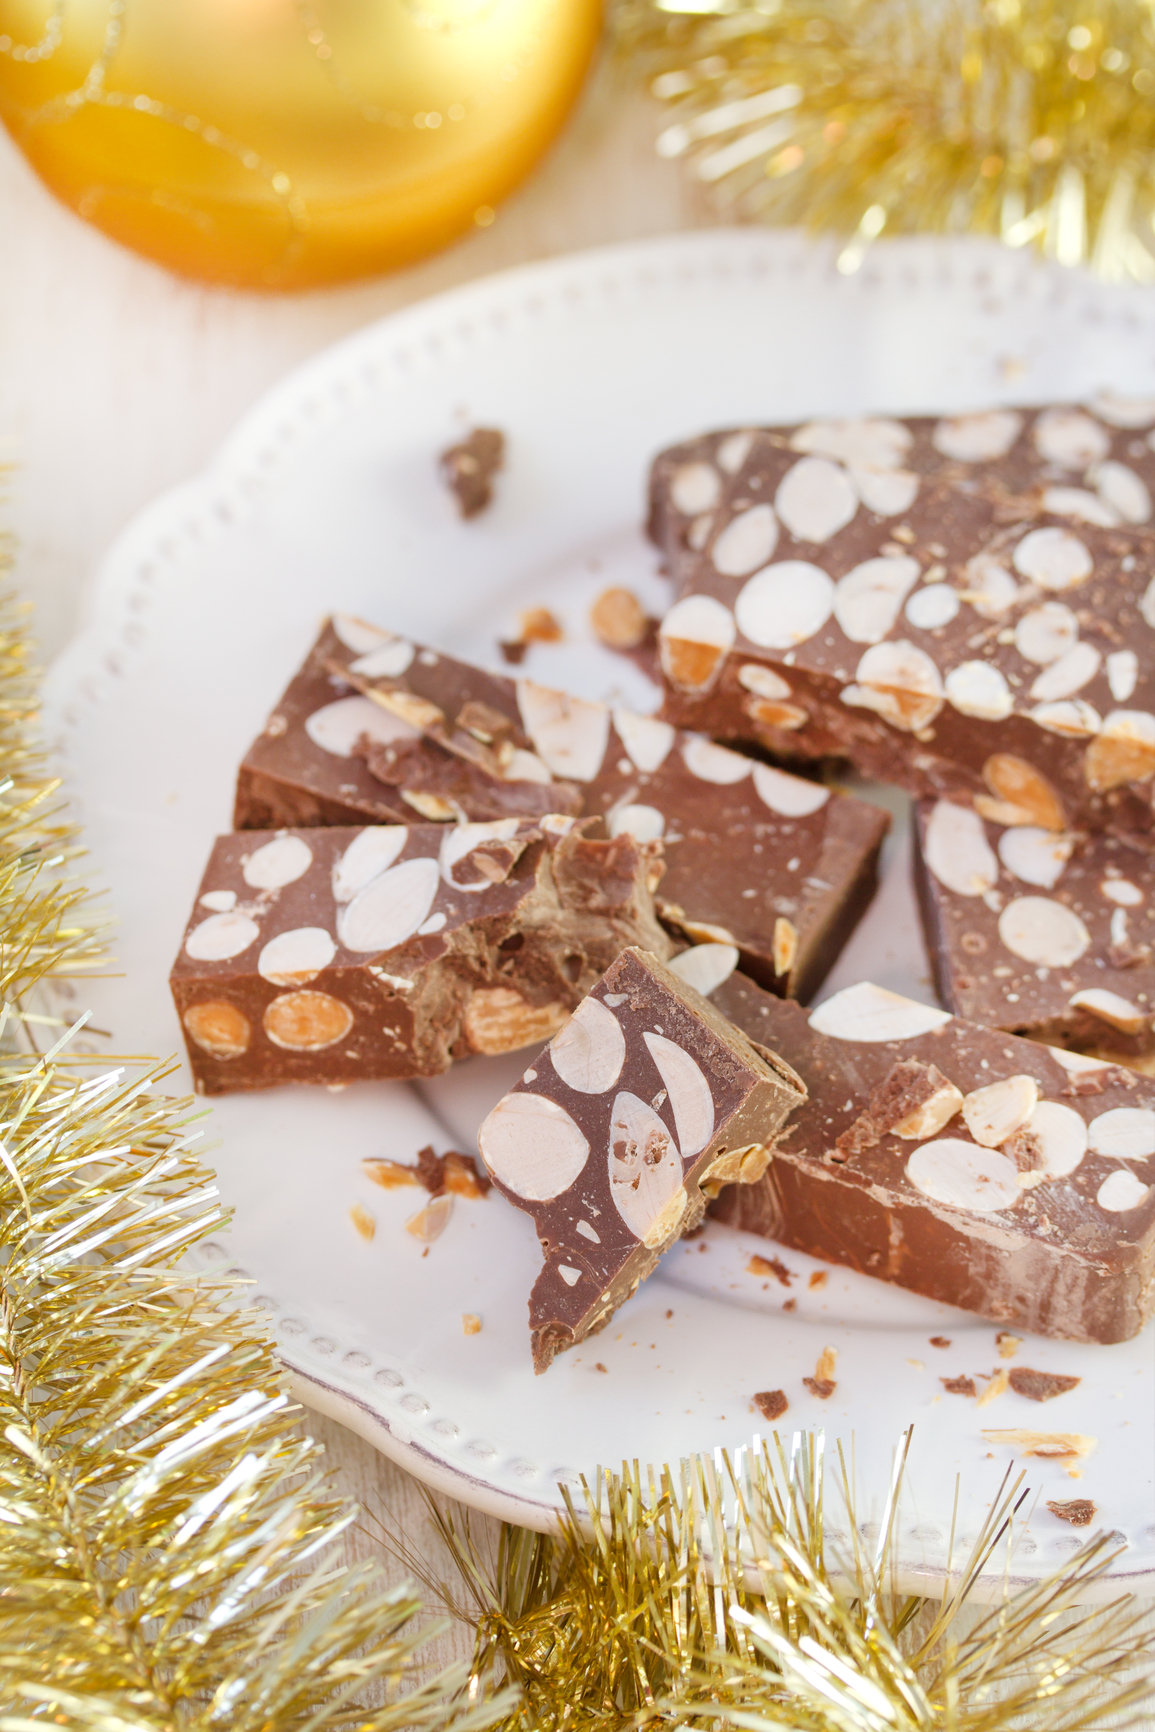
[753,1389,789,1420]
[803,1377,836,1400]
[649,405,1155,834]
[703,972,1155,1344]
[476,946,807,1372]
[234,617,889,1002]
[441,427,504,518]
[913,797,1155,1064]
[941,1376,977,1396]
[170,819,672,1094]
[835,1059,963,1158]
[1046,1497,1096,1525]
[1008,1367,1081,1401]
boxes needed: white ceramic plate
[44,229,1155,1596]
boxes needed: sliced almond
[961,1074,1039,1147]
[1089,391,1155,428]
[792,417,912,468]
[961,554,1019,619]
[833,554,920,643]
[678,918,737,945]
[892,1077,965,1139]
[669,943,739,997]
[1084,709,1155,791]
[842,640,944,732]
[1096,1170,1151,1212]
[1088,1105,1155,1160]
[348,637,416,679]
[1101,876,1143,906]
[590,587,646,649]
[737,663,792,701]
[243,834,313,890]
[977,754,1065,831]
[183,1000,251,1058]
[263,990,353,1051]
[775,456,857,543]
[439,818,523,892]
[752,763,830,816]
[1014,602,1079,666]
[809,982,951,1043]
[199,890,237,912]
[338,857,440,954]
[905,584,960,630]
[923,800,998,897]
[501,748,553,785]
[735,561,835,649]
[550,997,627,1095]
[1033,407,1110,469]
[682,736,752,785]
[906,1138,1021,1211]
[1107,649,1139,703]
[1140,576,1155,629]
[479,1091,590,1200]
[1012,527,1093,592]
[976,1368,1010,1408]
[670,460,722,515]
[1040,485,1117,528]
[368,687,446,733]
[608,803,666,843]
[613,708,675,773]
[981,1427,1096,1460]
[744,696,810,731]
[643,1032,715,1157]
[362,1158,422,1190]
[608,1089,684,1244]
[658,595,736,691]
[1029,700,1101,738]
[997,826,1072,889]
[516,681,610,783]
[850,466,919,516]
[332,828,408,902]
[712,502,779,575]
[401,791,456,822]
[1029,641,1101,702]
[332,612,390,654]
[933,410,1022,461]
[258,926,336,987]
[997,896,1091,967]
[1069,988,1147,1034]
[406,1194,454,1242]
[945,661,1014,722]
[465,989,568,1056]
[185,911,260,963]
[773,917,798,977]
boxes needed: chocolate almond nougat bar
[234,617,888,1001]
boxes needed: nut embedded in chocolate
[477,946,806,1372]
[440,426,504,518]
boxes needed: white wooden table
[3,63,1152,1701]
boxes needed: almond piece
[833,555,920,643]
[1087,1106,1155,1159]
[669,942,739,997]
[1084,709,1155,792]
[406,1194,454,1242]
[1033,407,1110,468]
[349,1202,376,1241]
[997,825,1072,889]
[183,1000,251,1058]
[1069,988,1147,1034]
[945,661,1013,721]
[997,896,1090,967]
[775,457,856,543]
[550,997,627,1095]
[658,595,736,691]
[1012,526,1093,591]
[841,640,944,731]
[906,1138,1021,1211]
[933,410,1022,461]
[712,503,779,574]
[263,991,353,1051]
[923,800,998,897]
[1096,1170,1151,1211]
[773,917,798,978]
[479,1092,590,1200]
[810,982,952,1043]
[608,1090,685,1245]
[981,1428,1096,1461]
[1029,642,1101,702]
[743,695,810,731]
[590,587,646,650]
[465,988,569,1055]
[670,461,722,515]
[462,1312,482,1335]
[735,561,836,650]
[1014,601,1079,666]
[243,834,313,889]
[642,1032,715,1157]
[976,753,1065,831]
[961,1074,1040,1147]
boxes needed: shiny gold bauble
[0,0,601,289]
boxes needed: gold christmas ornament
[0,0,601,290]
[614,0,1155,281]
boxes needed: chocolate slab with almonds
[913,797,1155,1065]
[170,819,672,1095]
[650,404,1155,832]
[705,974,1155,1343]
[236,615,888,1000]
[477,946,807,1372]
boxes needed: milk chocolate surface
[913,797,1155,1064]
[650,405,1155,832]
[707,974,1155,1344]
[235,617,889,1000]
[170,819,671,1094]
[477,946,806,1371]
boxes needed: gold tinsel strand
[613,0,1155,279]
[0,521,1150,1728]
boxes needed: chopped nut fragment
[1008,1367,1081,1402]
[462,1313,482,1335]
[808,1270,827,1290]
[929,1336,952,1349]
[981,1428,1096,1460]
[363,1158,422,1190]
[590,586,647,649]
[753,1388,789,1421]
[441,1151,493,1198]
[594,1362,608,1373]
[815,1345,838,1382]
[773,916,798,977]
[519,607,564,645]
[995,1331,1022,1359]
[747,1253,793,1286]
[406,1194,454,1243]
[976,1367,1009,1407]
[440,427,504,518]
[803,1376,836,1400]
[1046,1498,1096,1526]
[349,1202,376,1241]
[941,1375,976,1396]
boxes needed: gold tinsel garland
[0,518,1150,1727]
[613,0,1155,279]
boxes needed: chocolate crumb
[753,1389,789,1421]
[747,1253,793,1286]
[594,1362,608,1373]
[1046,1498,1096,1526]
[440,426,504,518]
[400,1145,490,1199]
[941,1376,977,1396]
[835,1059,959,1158]
[803,1376,836,1399]
[665,1309,674,1319]
[783,1298,797,1312]
[499,639,528,665]
[929,1336,952,1348]
[1008,1367,1081,1402]
[808,1270,827,1290]
[1004,1125,1044,1173]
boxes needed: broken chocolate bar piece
[477,946,806,1372]
[235,617,888,1000]
[170,819,671,1094]
[706,975,1155,1343]
[440,427,504,518]
[650,406,1155,832]
[913,797,1155,1065]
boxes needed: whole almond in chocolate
[477,946,806,1372]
